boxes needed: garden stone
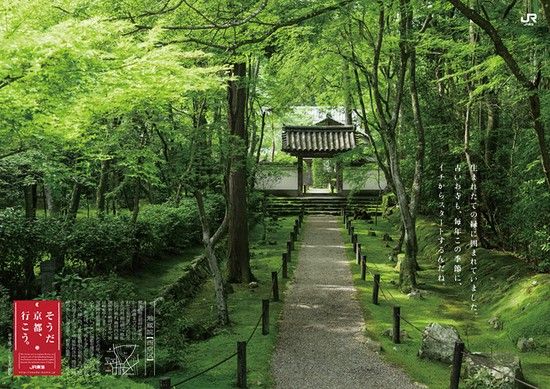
[382,328,410,340]
[464,352,524,388]
[407,289,424,299]
[248,281,259,289]
[364,338,383,352]
[418,323,462,363]
[394,254,405,272]
[413,383,429,389]
[516,337,535,352]
[488,316,503,330]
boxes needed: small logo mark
[521,13,537,26]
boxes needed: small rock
[516,337,535,352]
[407,289,424,299]
[364,338,383,352]
[488,317,503,330]
[418,323,462,363]
[463,352,524,387]
[248,282,259,289]
[382,328,410,340]
[413,383,429,389]
[531,280,538,286]
[382,233,394,242]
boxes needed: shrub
[0,208,41,296]
[65,216,134,274]
[0,284,10,338]
[0,194,226,297]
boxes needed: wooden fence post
[262,299,270,335]
[289,233,295,250]
[352,233,357,245]
[159,377,171,389]
[393,306,401,344]
[449,341,465,389]
[271,271,279,302]
[286,241,292,262]
[237,341,247,388]
[293,224,299,237]
[372,274,380,305]
[350,226,355,238]
[356,243,361,263]
[282,253,288,279]
[361,255,367,281]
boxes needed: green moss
[344,216,550,388]
[140,216,300,388]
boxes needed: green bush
[135,195,224,260]
[65,216,134,274]
[0,194,225,297]
[0,285,10,338]
[0,208,41,296]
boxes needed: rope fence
[341,211,540,389]
[164,212,305,388]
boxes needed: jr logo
[521,13,537,26]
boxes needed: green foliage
[0,285,10,338]
[463,369,514,389]
[66,216,134,273]
[54,274,138,302]
[0,195,224,297]
[0,357,153,388]
[311,159,333,188]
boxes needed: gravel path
[271,215,417,389]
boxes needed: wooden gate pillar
[297,156,304,196]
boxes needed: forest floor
[271,215,416,389]
[140,216,300,388]
[344,215,550,388]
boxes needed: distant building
[257,116,387,196]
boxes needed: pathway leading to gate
[272,215,417,389]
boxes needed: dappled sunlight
[302,244,345,249]
[312,284,356,292]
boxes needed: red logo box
[13,300,62,376]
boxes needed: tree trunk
[227,62,254,283]
[132,178,140,224]
[387,137,417,290]
[67,182,82,222]
[24,183,37,220]
[23,183,37,296]
[96,159,110,217]
[195,191,230,325]
[449,0,550,192]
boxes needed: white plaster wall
[256,166,298,190]
[343,167,387,191]
[257,165,386,191]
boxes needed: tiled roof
[282,125,356,156]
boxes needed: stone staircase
[264,195,382,216]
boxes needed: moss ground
[342,215,550,388]
[141,216,300,388]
